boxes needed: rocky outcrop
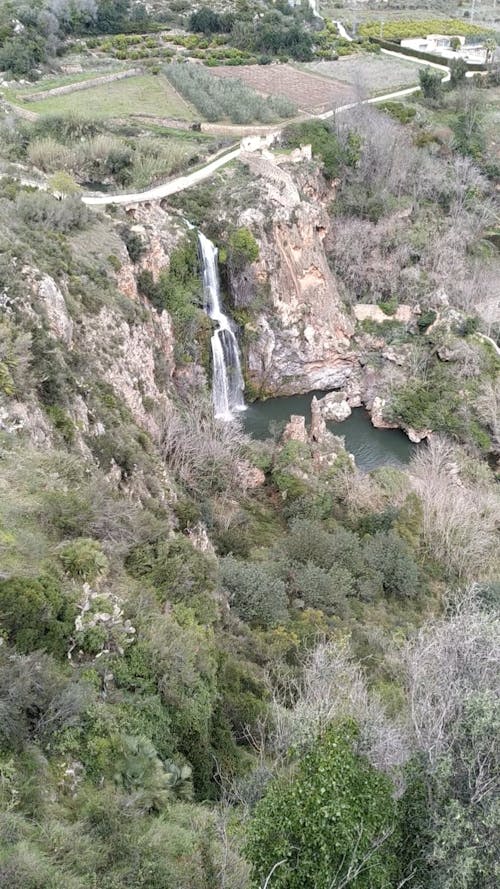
[370,396,431,443]
[80,304,175,440]
[283,414,308,443]
[316,390,352,422]
[237,153,355,396]
[282,397,352,472]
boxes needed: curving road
[77,35,452,207]
[82,147,241,206]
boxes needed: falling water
[198,231,245,420]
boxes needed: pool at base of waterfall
[243,393,416,473]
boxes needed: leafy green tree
[452,92,486,159]
[449,57,468,88]
[189,7,234,35]
[246,720,399,889]
[419,67,443,102]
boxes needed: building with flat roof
[400,34,487,64]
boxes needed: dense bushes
[247,721,399,889]
[220,555,288,627]
[283,519,420,602]
[359,19,494,39]
[0,1,152,79]
[189,7,234,35]
[282,120,360,179]
[15,192,91,233]
[164,63,297,124]
[0,576,76,658]
[0,114,200,190]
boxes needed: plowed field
[210,64,354,114]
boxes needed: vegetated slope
[0,36,499,889]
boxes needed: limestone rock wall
[237,154,356,396]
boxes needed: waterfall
[198,231,245,420]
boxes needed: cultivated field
[23,74,196,121]
[321,3,500,29]
[306,54,422,97]
[210,64,354,114]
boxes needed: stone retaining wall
[21,68,142,103]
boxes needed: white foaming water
[198,231,245,420]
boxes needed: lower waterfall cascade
[198,231,245,420]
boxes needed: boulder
[317,391,352,422]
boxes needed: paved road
[82,75,440,207]
[82,147,241,206]
[75,34,450,207]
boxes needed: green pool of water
[243,393,415,472]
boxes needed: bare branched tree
[410,436,500,581]
[269,639,410,782]
[160,397,249,498]
[404,596,500,768]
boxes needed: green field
[24,74,196,120]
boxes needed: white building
[401,34,487,64]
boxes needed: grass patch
[24,75,196,121]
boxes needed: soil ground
[209,63,355,114]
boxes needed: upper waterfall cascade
[198,231,245,420]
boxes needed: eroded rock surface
[238,153,356,396]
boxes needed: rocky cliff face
[234,152,356,397]
[0,205,184,459]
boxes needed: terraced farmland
[210,64,355,114]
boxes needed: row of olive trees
[164,63,297,124]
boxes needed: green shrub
[417,309,437,331]
[419,68,443,102]
[246,720,399,889]
[125,536,217,616]
[0,649,89,751]
[46,405,76,444]
[15,192,91,233]
[363,530,420,598]
[379,102,417,124]
[220,555,288,627]
[58,538,109,582]
[290,561,352,614]
[0,576,76,657]
[283,120,352,179]
[218,655,268,736]
[227,226,259,270]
